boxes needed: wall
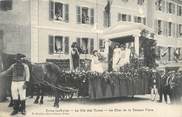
[0,0,31,60]
[30,0,149,63]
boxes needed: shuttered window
[118,13,132,22]
[48,35,69,55]
[90,8,94,25]
[49,1,69,22]
[168,22,172,37]
[172,23,176,37]
[161,0,165,12]
[167,2,175,14]
[177,5,182,16]
[104,11,109,27]
[64,4,69,22]
[168,47,171,61]
[76,6,81,23]
[179,24,182,37]
[90,38,94,54]
[158,20,162,35]
[0,0,12,11]
[0,31,4,52]
[134,16,144,23]
[164,21,168,36]
[49,35,54,54]
[49,0,54,20]
[76,6,94,25]
[99,39,105,52]
[76,37,94,54]
[64,36,69,54]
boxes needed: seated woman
[90,50,104,73]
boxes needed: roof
[102,22,154,39]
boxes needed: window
[177,5,182,16]
[99,39,105,52]
[118,13,131,22]
[82,38,89,53]
[122,14,127,21]
[168,47,171,61]
[0,31,4,51]
[0,0,12,11]
[134,16,142,23]
[168,22,172,36]
[156,0,162,11]
[137,0,144,5]
[55,36,63,53]
[48,35,69,54]
[158,20,162,35]
[168,3,172,13]
[82,7,89,24]
[49,1,69,22]
[167,2,175,14]
[104,11,110,27]
[179,24,182,37]
[76,6,94,25]
[77,37,94,54]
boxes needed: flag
[104,0,112,27]
[105,0,111,14]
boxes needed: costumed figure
[91,50,104,73]
[71,42,80,72]
[5,53,30,115]
[112,44,126,72]
[150,69,159,101]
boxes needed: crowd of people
[150,70,182,104]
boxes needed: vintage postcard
[0,0,182,117]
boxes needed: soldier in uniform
[6,53,30,115]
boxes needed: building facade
[0,0,182,71]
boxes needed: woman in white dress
[112,44,126,72]
[91,50,104,73]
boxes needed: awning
[102,22,154,39]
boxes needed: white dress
[91,55,104,73]
[112,48,122,71]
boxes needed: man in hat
[158,70,166,103]
[6,53,30,115]
[150,69,159,101]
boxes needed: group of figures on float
[70,42,134,73]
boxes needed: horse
[1,53,65,108]
[30,62,66,107]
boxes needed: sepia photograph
[0,0,182,117]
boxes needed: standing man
[168,71,176,104]
[158,70,166,103]
[150,70,159,101]
[6,53,30,115]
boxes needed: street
[0,95,181,117]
